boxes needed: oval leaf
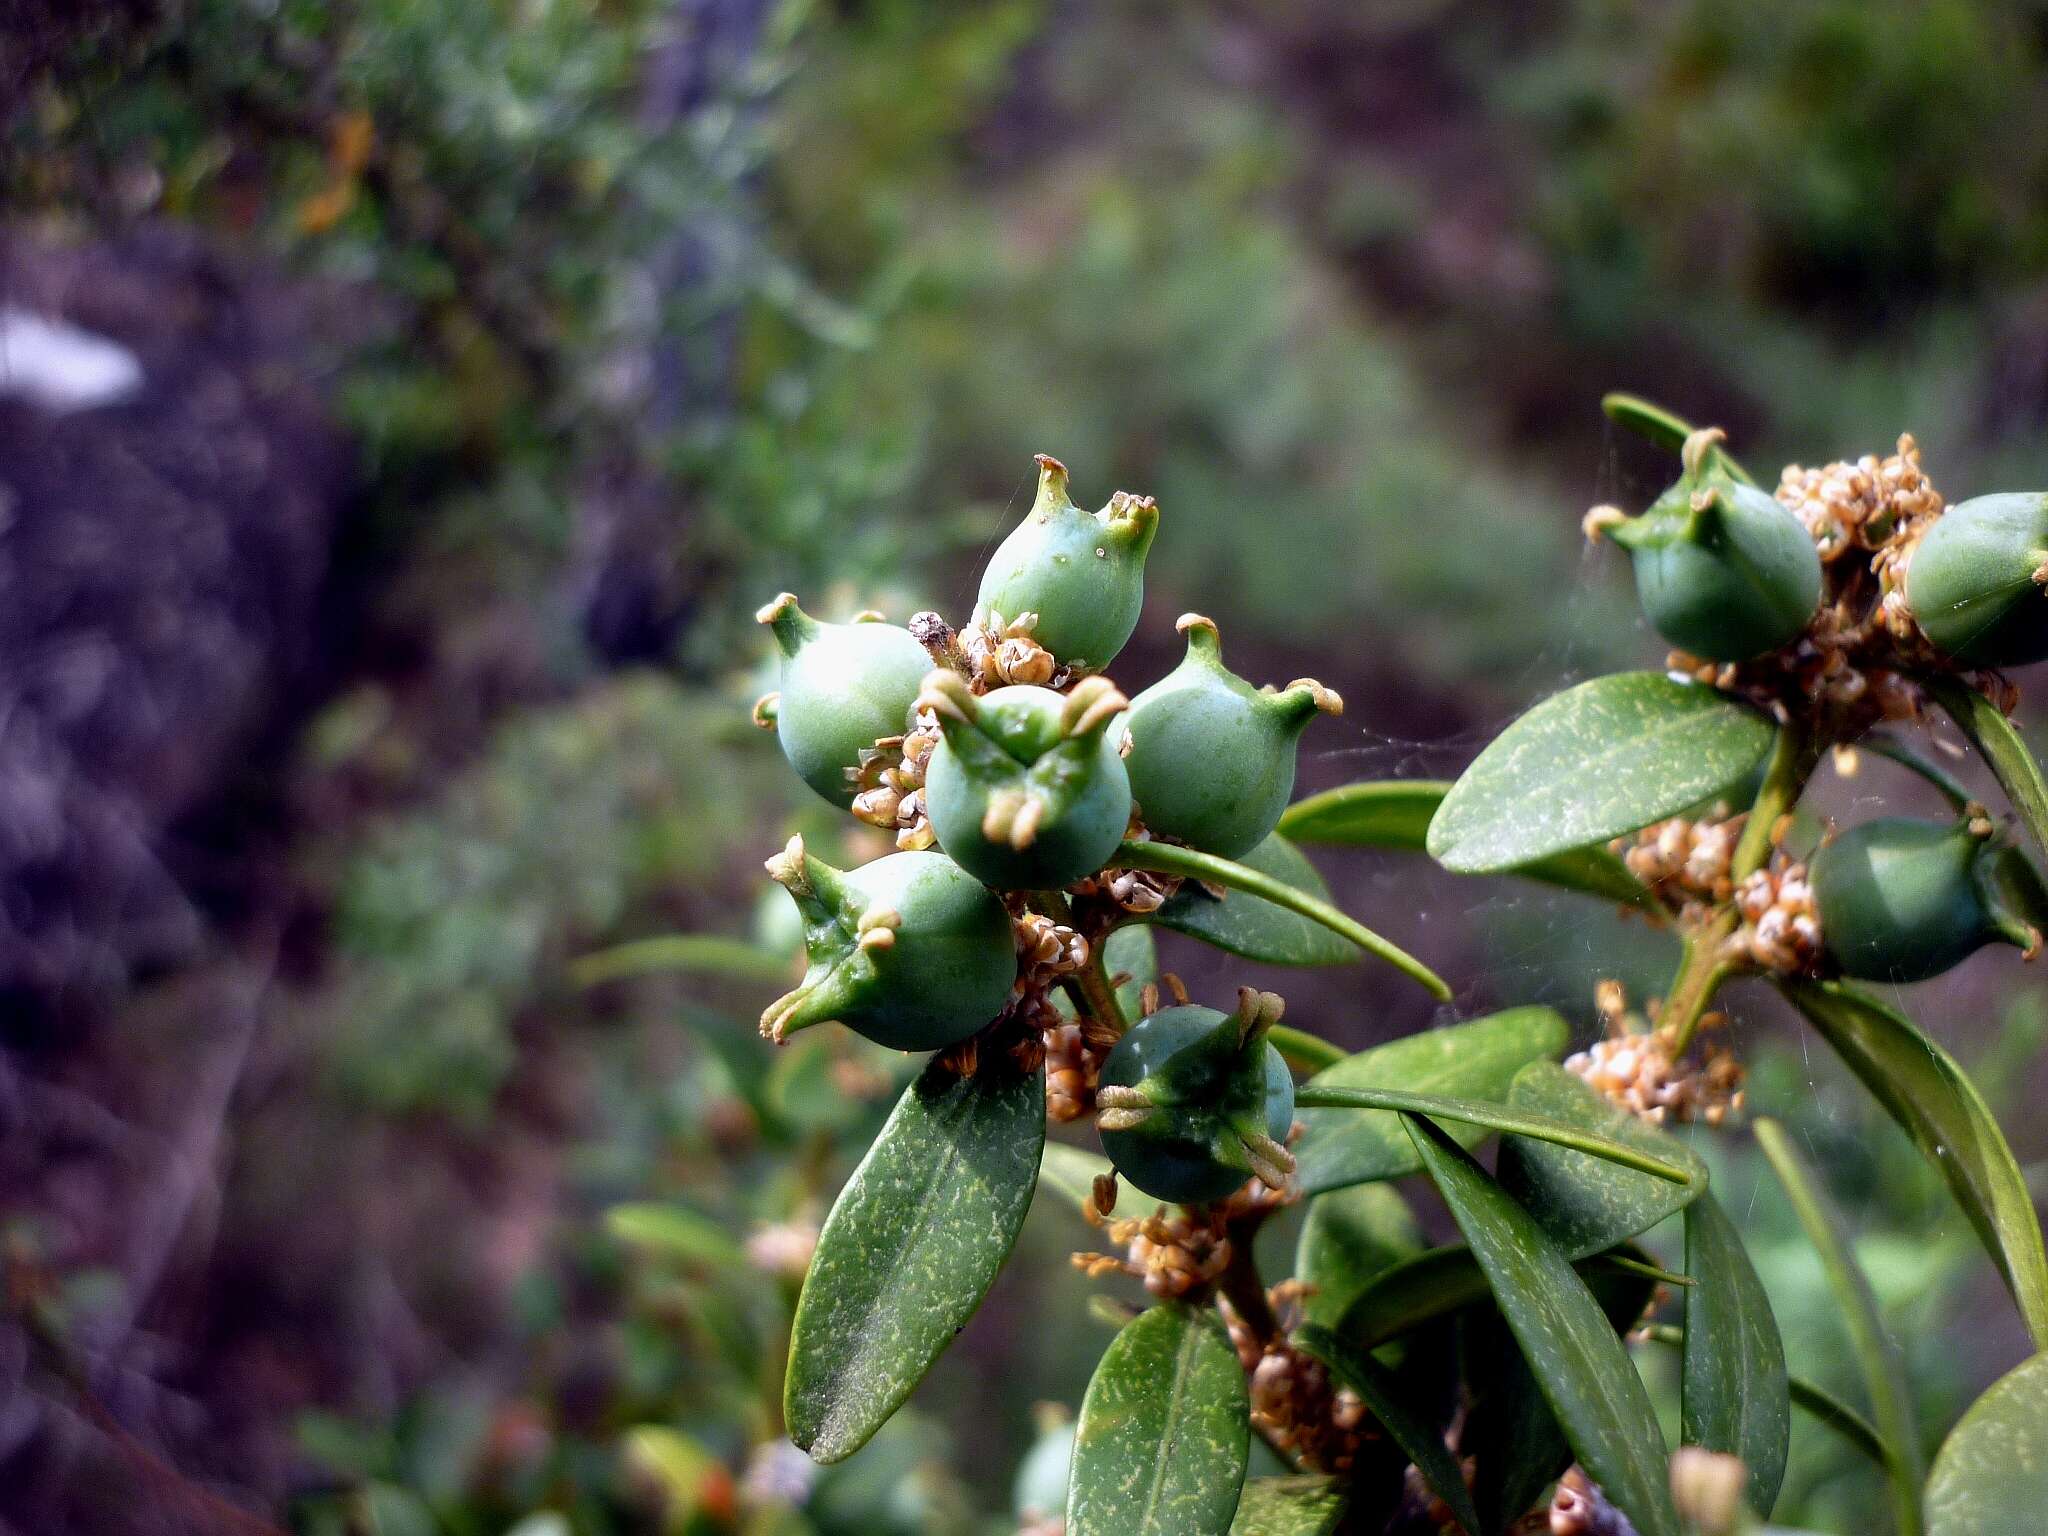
[570,933,793,988]
[1925,1351,2048,1536]
[1227,1476,1348,1535]
[1497,1061,1706,1255]
[1338,1242,1667,1352]
[1068,1302,1249,1536]
[1295,1323,1483,1536]
[1295,1183,1424,1330]
[1426,672,1774,873]
[1148,833,1356,968]
[1780,978,2048,1352]
[1754,1118,1924,1536]
[1279,780,1657,910]
[785,1052,1045,1463]
[1404,1114,1680,1536]
[1293,1007,1570,1195]
[1927,675,2048,862]
[1117,835,1450,998]
[1682,1192,1791,1517]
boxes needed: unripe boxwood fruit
[758,837,1016,1049]
[1121,614,1342,857]
[757,594,931,807]
[1811,816,2046,983]
[1905,492,2048,667]
[974,454,1160,672]
[1602,430,1821,661]
[1096,992,1296,1204]
[920,672,1132,889]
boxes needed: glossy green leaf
[1927,675,2048,862]
[1293,1007,1570,1194]
[1781,978,2048,1352]
[1295,1323,1482,1536]
[1405,1114,1680,1536]
[1682,1192,1791,1516]
[1755,1118,1924,1536]
[1267,1025,1345,1074]
[1338,1242,1669,1351]
[1294,1084,1697,1187]
[1226,1476,1347,1535]
[1925,1351,2048,1536]
[785,1053,1045,1463]
[1790,1374,1891,1473]
[1295,1183,1423,1330]
[569,933,792,988]
[1497,1062,1706,1256]
[1146,833,1356,968]
[1117,835,1451,998]
[1426,672,1774,873]
[1278,780,1657,910]
[1068,1302,1249,1536]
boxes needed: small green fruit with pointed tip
[974,455,1160,672]
[1096,992,1297,1204]
[1812,816,2046,983]
[1906,492,2048,667]
[758,593,931,807]
[758,837,1016,1050]
[920,672,1132,889]
[1601,430,1821,661]
[1121,614,1342,857]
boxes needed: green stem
[1658,921,1735,1058]
[1032,891,1129,1037]
[1861,733,1974,812]
[1268,1025,1345,1074]
[1292,1086,1698,1186]
[1733,724,1815,882]
[1112,839,1451,1000]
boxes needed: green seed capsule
[1811,816,2046,983]
[1096,992,1297,1204]
[1905,492,2048,667]
[1602,430,1821,661]
[1121,614,1342,858]
[974,455,1160,672]
[758,837,1017,1050]
[920,672,1132,889]
[757,593,931,807]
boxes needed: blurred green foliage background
[5,0,2048,1531]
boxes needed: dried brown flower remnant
[1567,983,1746,1126]
[1734,856,1823,976]
[1551,1466,1639,1535]
[1072,1203,1233,1300]
[1617,812,1743,911]
[961,608,1063,690]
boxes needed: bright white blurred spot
[0,306,144,413]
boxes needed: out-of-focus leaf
[1036,1142,1166,1225]
[1278,780,1657,910]
[1293,1007,1569,1194]
[1600,392,1755,483]
[1754,1118,1924,1536]
[1781,978,2048,1351]
[1788,1375,1890,1473]
[623,1427,733,1527]
[1497,1062,1706,1255]
[1426,672,1773,873]
[785,1053,1045,1463]
[1226,1476,1347,1535]
[605,1202,747,1269]
[1925,1351,2048,1536]
[1927,675,2048,861]
[1682,1192,1791,1516]
[1295,1183,1423,1330]
[569,933,792,987]
[1119,835,1450,997]
[1405,1114,1679,1536]
[1296,1323,1480,1536]
[1067,1302,1249,1536]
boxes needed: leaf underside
[1150,832,1358,966]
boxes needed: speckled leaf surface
[1926,1351,2048,1536]
[1068,1302,1249,1536]
[1782,978,2048,1352]
[1150,833,1356,967]
[1279,780,1655,910]
[1225,1475,1347,1534]
[1294,1007,1569,1195]
[1406,1114,1679,1536]
[1682,1191,1790,1516]
[785,1052,1045,1463]
[1426,672,1774,873]
[1497,1062,1705,1255]
[1295,1183,1423,1330]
